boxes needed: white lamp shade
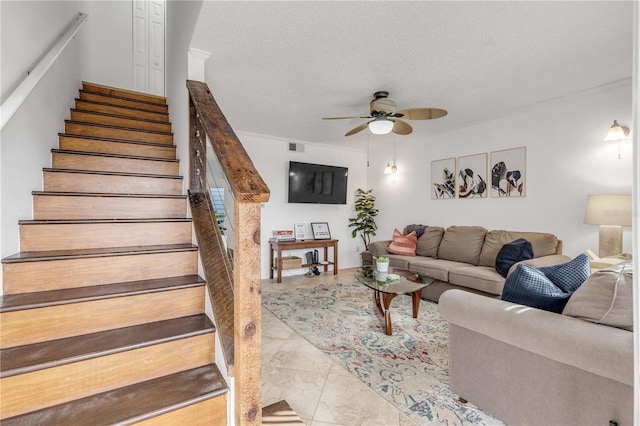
[604,120,630,141]
[584,194,632,226]
[368,119,394,135]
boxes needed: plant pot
[376,261,389,281]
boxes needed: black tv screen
[288,161,348,204]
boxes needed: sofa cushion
[478,230,559,267]
[407,258,470,282]
[448,266,505,295]
[495,238,533,277]
[387,229,417,256]
[563,262,633,331]
[437,226,487,265]
[501,254,590,313]
[415,226,445,257]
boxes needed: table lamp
[583,194,632,257]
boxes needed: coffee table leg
[412,290,421,318]
[373,290,398,335]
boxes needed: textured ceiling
[190,1,633,147]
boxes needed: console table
[269,239,338,283]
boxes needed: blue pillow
[539,253,591,293]
[495,238,533,277]
[501,254,590,313]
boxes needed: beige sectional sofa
[363,225,570,301]
[440,285,633,425]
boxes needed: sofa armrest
[368,240,392,257]
[439,290,633,386]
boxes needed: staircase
[0,82,229,424]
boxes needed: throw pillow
[495,238,534,277]
[563,262,633,331]
[538,253,590,293]
[501,264,573,313]
[404,224,427,238]
[415,226,445,257]
[387,229,417,256]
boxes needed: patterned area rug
[262,281,502,425]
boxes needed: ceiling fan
[322,91,447,137]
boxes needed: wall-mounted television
[288,161,348,204]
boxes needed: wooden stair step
[65,121,173,144]
[0,332,214,418]
[83,81,167,106]
[1,364,228,426]
[70,109,172,133]
[2,243,198,294]
[262,400,306,425]
[19,218,192,251]
[79,90,168,113]
[75,98,170,122]
[0,274,204,313]
[51,149,179,176]
[0,278,205,350]
[59,134,176,159]
[1,314,213,377]
[42,168,183,195]
[2,243,198,264]
[32,191,187,220]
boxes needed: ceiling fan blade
[345,122,369,136]
[396,108,448,120]
[322,115,371,120]
[392,119,412,135]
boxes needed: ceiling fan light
[368,119,394,135]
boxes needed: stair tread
[2,243,198,264]
[65,120,174,136]
[71,108,172,126]
[0,274,205,313]
[1,364,228,426]
[83,82,168,103]
[43,167,183,180]
[81,88,167,107]
[0,313,213,376]
[19,218,192,225]
[51,149,179,163]
[75,98,170,116]
[59,133,176,149]
[32,190,186,198]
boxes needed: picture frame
[490,147,526,197]
[431,157,457,199]
[457,153,488,198]
[311,222,331,239]
[294,223,307,240]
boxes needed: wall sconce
[604,120,630,159]
[384,136,398,174]
[583,194,632,257]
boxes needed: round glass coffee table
[355,267,434,335]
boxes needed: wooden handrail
[1,12,88,130]
[187,80,269,425]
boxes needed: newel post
[189,99,206,193]
[233,201,263,425]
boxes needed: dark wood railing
[187,80,270,425]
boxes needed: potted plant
[348,188,379,251]
[374,256,389,281]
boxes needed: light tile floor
[262,268,417,426]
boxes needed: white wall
[1,1,89,268]
[239,132,368,278]
[165,0,203,187]
[367,80,634,258]
[83,1,134,90]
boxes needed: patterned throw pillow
[501,254,591,313]
[387,229,418,256]
[404,224,427,238]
